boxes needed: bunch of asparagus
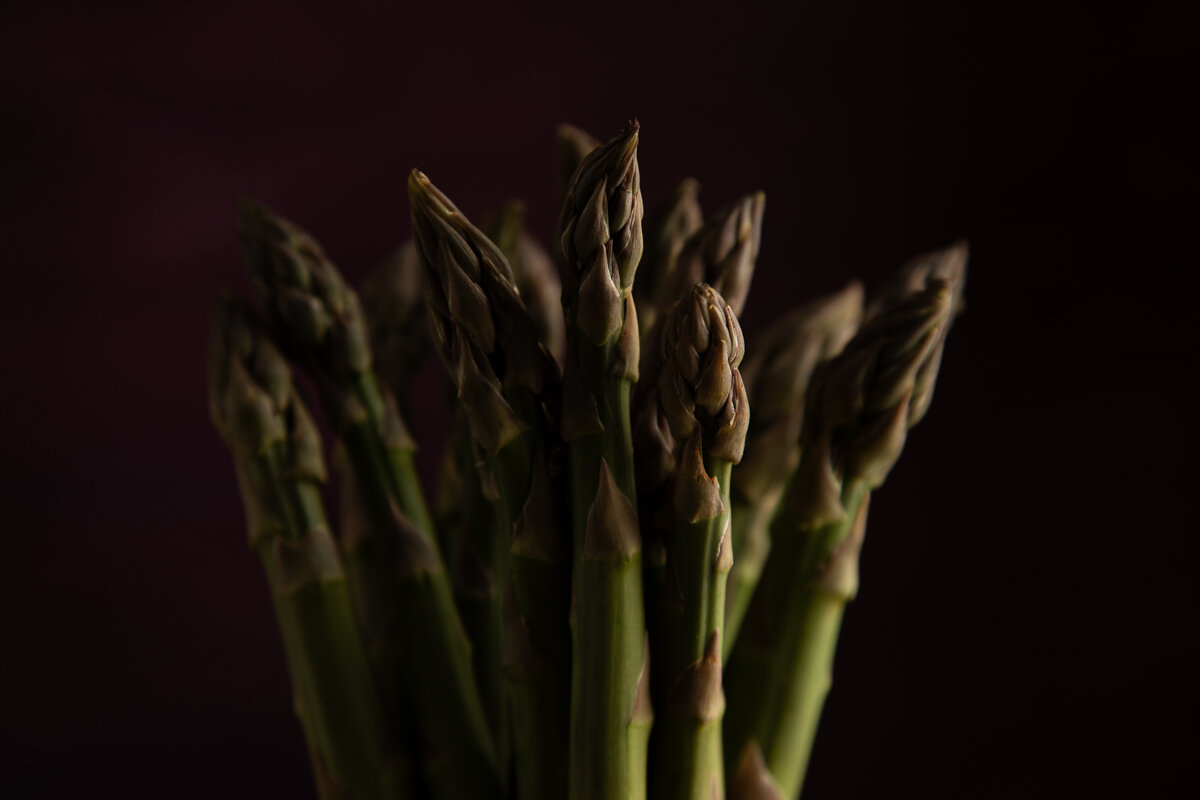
[210,121,966,800]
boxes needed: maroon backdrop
[1,1,1194,796]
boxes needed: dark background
[1,1,1194,796]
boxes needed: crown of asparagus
[359,240,430,402]
[865,240,968,321]
[408,170,557,454]
[236,200,372,380]
[733,282,863,505]
[208,299,317,466]
[209,299,326,543]
[236,201,418,457]
[656,192,765,320]
[791,278,956,528]
[658,283,750,465]
[558,121,643,346]
[635,178,703,332]
[865,241,968,426]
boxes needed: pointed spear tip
[406,167,427,193]
[407,168,454,219]
[616,119,641,167]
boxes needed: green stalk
[721,481,869,799]
[723,274,962,798]
[645,283,749,800]
[503,449,573,800]
[446,426,507,786]
[722,499,774,659]
[432,403,467,562]
[391,533,502,800]
[237,202,497,798]
[723,283,864,658]
[648,459,731,800]
[409,171,573,799]
[557,123,649,800]
[633,388,675,656]
[495,393,572,800]
[570,457,649,800]
[252,453,411,800]
[210,301,411,799]
[347,369,435,537]
[340,412,502,800]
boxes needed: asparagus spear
[632,380,677,662]
[557,122,651,800]
[406,175,517,778]
[653,192,764,324]
[864,241,969,426]
[235,200,434,536]
[634,192,763,627]
[409,170,572,800]
[209,299,410,800]
[359,240,430,420]
[635,178,703,335]
[433,406,509,752]
[636,194,765,418]
[237,202,499,799]
[485,199,567,365]
[647,283,750,800]
[865,240,968,323]
[723,283,863,657]
[723,271,962,799]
